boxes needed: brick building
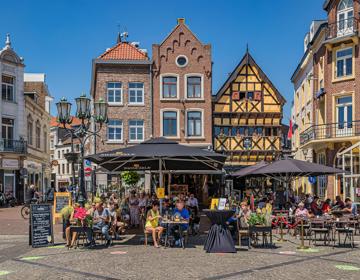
[294,0,360,201]
[152,18,212,148]
[90,34,152,189]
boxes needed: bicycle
[21,197,42,219]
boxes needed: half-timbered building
[213,50,286,169]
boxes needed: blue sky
[0,0,326,121]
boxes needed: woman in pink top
[295,202,309,220]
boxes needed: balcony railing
[0,139,27,154]
[325,17,358,41]
[300,121,360,145]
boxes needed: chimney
[177,18,185,25]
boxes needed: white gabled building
[0,34,27,201]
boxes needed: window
[317,153,327,198]
[43,131,47,152]
[176,55,188,67]
[62,164,65,174]
[50,139,54,149]
[66,164,69,174]
[36,121,41,149]
[27,119,33,146]
[57,150,60,159]
[336,96,352,132]
[128,83,144,104]
[1,75,15,101]
[337,0,354,36]
[336,48,352,78]
[187,111,202,137]
[162,76,177,98]
[2,118,14,148]
[129,120,144,142]
[107,119,123,141]
[162,111,178,137]
[107,82,122,104]
[58,165,61,174]
[187,76,202,98]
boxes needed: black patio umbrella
[231,161,269,177]
[234,158,345,201]
[86,138,226,211]
[86,137,226,173]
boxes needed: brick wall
[93,63,151,153]
[24,82,47,110]
[152,20,212,147]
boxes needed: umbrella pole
[159,158,163,215]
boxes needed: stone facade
[152,19,212,148]
[24,73,52,195]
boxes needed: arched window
[337,0,354,36]
[35,120,41,149]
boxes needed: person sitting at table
[66,203,88,248]
[333,195,345,210]
[108,202,120,240]
[342,198,357,216]
[310,196,322,216]
[295,202,310,221]
[239,202,251,227]
[171,200,190,246]
[93,202,112,247]
[321,199,332,214]
[145,200,164,248]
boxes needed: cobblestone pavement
[0,208,360,280]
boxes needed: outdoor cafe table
[161,219,189,249]
[203,209,236,253]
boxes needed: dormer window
[337,0,354,36]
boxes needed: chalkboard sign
[30,204,54,248]
[55,195,70,213]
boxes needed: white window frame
[337,0,354,37]
[175,55,188,68]
[1,75,15,102]
[184,73,204,100]
[185,109,204,139]
[106,82,123,105]
[129,119,144,143]
[160,109,180,139]
[128,82,144,105]
[335,47,353,78]
[107,119,123,143]
[160,74,180,100]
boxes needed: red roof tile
[50,116,82,128]
[98,42,148,60]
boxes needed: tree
[121,171,140,191]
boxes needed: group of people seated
[145,199,194,248]
[64,192,200,249]
[65,201,128,248]
[294,195,358,219]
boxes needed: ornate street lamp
[56,94,108,205]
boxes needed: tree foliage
[121,171,140,189]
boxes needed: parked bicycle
[0,191,17,207]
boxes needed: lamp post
[56,94,107,205]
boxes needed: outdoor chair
[334,218,355,249]
[237,217,250,249]
[309,219,332,246]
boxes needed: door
[4,173,15,196]
[1,118,14,149]
[336,96,352,137]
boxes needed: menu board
[30,204,54,248]
[54,192,71,213]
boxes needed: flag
[287,119,293,140]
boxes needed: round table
[203,209,236,253]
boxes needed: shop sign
[2,159,19,169]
